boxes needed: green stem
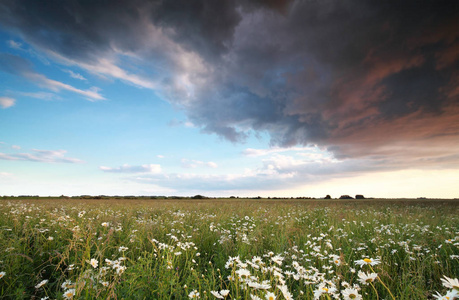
[370,282,379,300]
[369,266,396,300]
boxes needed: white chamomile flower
[342,287,363,300]
[35,279,48,289]
[433,290,459,300]
[355,257,381,266]
[441,276,459,290]
[61,280,73,289]
[63,288,76,299]
[265,291,276,300]
[118,246,128,252]
[188,290,200,298]
[90,258,98,268]
[210,291,224,299]
[357,271,378,285]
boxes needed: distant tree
[355,194,365,199]
[191,195,206,199]
[324,195,332,199]
[339,195,354,199]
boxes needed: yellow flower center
[363,258,372,263]
[269,297,274,300]
[350,294,356,299]
[322,287,328,292]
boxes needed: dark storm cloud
[150,0,241,59]
[1,0,458,166]
[0,0,149,62]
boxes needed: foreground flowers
[357,271,378,285]
[355,257,381,266]
[0,200,457,299]
[63,288,76,299]
[434,276,459,300]
[433,290,459,300]
[342,288,363,300]
[441,276,459,291]
[210,290,230,299]
[35,279,48,289]
[189,290,200,298]
[89,258,98,268]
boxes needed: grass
[0,198,457,299]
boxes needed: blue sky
[0,1,458,198]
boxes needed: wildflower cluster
[0,199,457,299]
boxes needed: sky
[0,0,458,198]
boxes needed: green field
[0,198,458,299]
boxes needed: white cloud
[100,164,162,174]
[0,149,83,163]
[243,146,339,166]
[243,147,315,157]
[0,172,15,181]
[18,91,60,101]
[0,97,16,108]
[207,161,218,168]
[24,72,104,101]
[11,145,21,150]
[46,50,157,90]
[181,159,218,169]
[129,153,382,193]
[64,69,87,81]
[157,155,164,159]
[85,57,156,89]
[7,40,23,50]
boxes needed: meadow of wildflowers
[0,198,457,299]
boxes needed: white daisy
[236,268,251,279]
[265,291,276,300]
[342,288,363,300]
[357,271,378,285]
[188,290,200,298]
[35,279,49,289]
[90,258,98,268]
[277,285,293,300]
[433,290,459,300]
[210,291,224,299]
[441,276,459,290]
[355,257,381,266]
[63,288,76,299]
[118,246,128,252]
